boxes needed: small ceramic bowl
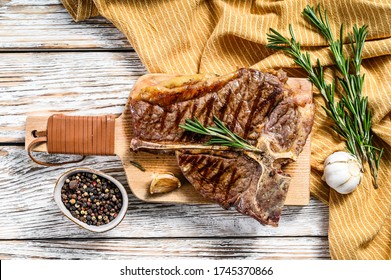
[54,168,128,233]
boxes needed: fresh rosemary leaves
[267,5,383,187]
[129,160,146,172]
[180,116,262,153]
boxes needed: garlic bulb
[322,151,362,194]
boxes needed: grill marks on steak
[129,68,314,226]
[130,68,286,146]
[177,150,288,226]
[177,151,260,209]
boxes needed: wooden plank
[0,52,146,143]
[0,237,330,259]
[0,146,328,239]
[0,0,131,50]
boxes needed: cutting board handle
[27,114,116,166]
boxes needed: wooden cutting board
[25,76,312,206]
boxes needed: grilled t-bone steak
[129,68,314,226]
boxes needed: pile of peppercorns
[61,172,123,226]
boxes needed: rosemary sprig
[266,4,383,187]
[129,160,146,172]
[179,116,262,153]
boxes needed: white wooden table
[0,0,330,259]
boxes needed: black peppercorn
[61,172,123,227]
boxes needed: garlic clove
[323,162,352,187]
[150,173,181,194]
[324,151,356,166]
[337,174,361,194]
[348,160,361,177]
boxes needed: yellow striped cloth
[61,0,391,259]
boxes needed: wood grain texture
[0,238,330,259]
[0,52,146,143]
[0,146,329,239]
[0,0,130,50]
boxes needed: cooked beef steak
[129,68,314,226]
[177,150,289,225]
